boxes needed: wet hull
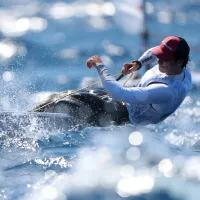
[31,90,130,128]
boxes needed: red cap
[152,36,180,61]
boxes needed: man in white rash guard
[86,36,192,126]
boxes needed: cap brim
[152,46,174,61]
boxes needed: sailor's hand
[121,61,141,75]
[86,56,103,68]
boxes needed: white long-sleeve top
[95,50,192,125]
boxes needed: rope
[31,72,122,112]
[123,72,134,87]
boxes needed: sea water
[0,0,200,199]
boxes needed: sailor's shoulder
[184,67,192,79]
[171,69,192,94]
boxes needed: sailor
[86,36,191,125]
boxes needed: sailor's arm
[86,55,173,104]
[138,48,157,66]
[122,49,157,74]
[95,64,174,104]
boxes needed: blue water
[0,0,200,199]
